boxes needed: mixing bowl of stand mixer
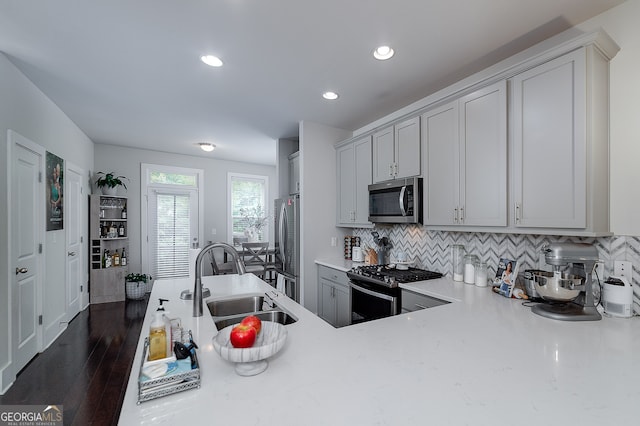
[533,271,583,301]
[531,242,601,321]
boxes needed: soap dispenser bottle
[155,298,173,356]
[148,311,167,361]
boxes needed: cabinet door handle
[459,206,464,224]
[389,163,394,177]
[453,208,459,224]
[16,267,28,275]
[394,163,398,176]
[68,251,76,257]
[515,203,521,224]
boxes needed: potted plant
[125,273,152,300]
[95,171,128,195]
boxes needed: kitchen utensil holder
[137,330,200,403]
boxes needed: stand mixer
[531,242,601,321]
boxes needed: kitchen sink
[214,310,298,329]
[206,294,266,317]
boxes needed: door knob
[68,251,76,256]
[15,267,28,275]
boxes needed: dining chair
[241,242,269,280]
[209,246,239,275]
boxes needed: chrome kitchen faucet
[193,242,246,317]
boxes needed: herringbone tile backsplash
[353,226,640,314]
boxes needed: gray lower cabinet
[318,265,351,327]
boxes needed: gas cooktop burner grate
[347,265,443,287]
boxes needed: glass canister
[451,245,465,281]
[463,254,478,284]
[475,261,488,287]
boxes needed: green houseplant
[95,172,128,195]
[125,273,152,300]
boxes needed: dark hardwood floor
[0,297,148,425]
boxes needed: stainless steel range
[346,265,443,324]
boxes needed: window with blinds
[155,193,191,278]
[228,173,269,244]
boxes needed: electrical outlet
[614,260,632,281]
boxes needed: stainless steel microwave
[368,177,422,224]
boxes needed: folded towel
[140,358,193,383]
[276,274,285,293]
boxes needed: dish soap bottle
[155,298,173,356]
[148,311,167,361]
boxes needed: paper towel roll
[188,248,202,282]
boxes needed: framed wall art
[46,151,64,231]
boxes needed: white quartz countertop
[119,272,640,425]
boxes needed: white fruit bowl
[212,322,287,376]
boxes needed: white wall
[0,53,94,392]
[299,121,352,313]
[93,144,277,274]
[575,0,640,236]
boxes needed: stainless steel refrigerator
[274,196,300,302]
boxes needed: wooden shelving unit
[89,194,129,303]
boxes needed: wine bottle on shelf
[102,249,108,268]
[113,250,120,267]
[104,249,112,268]
[109,222,116,238]
[121,203,127,219]
[121,248,127,266]
[118,223,125,237]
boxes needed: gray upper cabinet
[372,117,421,183]
[335,29,618,236]
[337,136,372,227]
[510,45,610,233]
[423,81,507,226]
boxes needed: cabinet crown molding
[339,28,619,146]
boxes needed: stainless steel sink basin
[206,294,265,317]
[214,310,298,329]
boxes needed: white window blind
[153,192,191,279]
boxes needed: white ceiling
[0,0,624,165]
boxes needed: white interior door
[9,130,44,375]
[65,162,84,320]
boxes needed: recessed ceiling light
[373,45,394,60]
[323,91,339,100]
[198,143,215,152]
[200,55,223,67]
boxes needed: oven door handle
[349,282,396,302]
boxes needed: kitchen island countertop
[119,272,640,425]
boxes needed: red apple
[240,315,262,334]
[230,324,256,348]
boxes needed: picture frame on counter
[493,257,519,298]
